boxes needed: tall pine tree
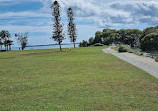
[51,1,64,51]
[67,8,77,48]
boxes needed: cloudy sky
[0,0,158,46]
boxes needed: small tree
[15,32,28,50]
[67,8,77,48]
[79,40,88,47]
[50,1,65,51]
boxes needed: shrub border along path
[103,47,158,79]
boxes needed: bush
[94,43,104,46]
[139,52,144,56]
[155,57,158,62]
[118,45,132,53]
[79,40,88,47]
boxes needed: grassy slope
[0,47,158,111]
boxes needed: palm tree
[0,30,11,50]
[3,41,7,51]
[0,39,3,51]
[7,40,13,51]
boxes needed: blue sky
[0,0,158,47]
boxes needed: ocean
[11,43,79,50]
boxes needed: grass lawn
[0,47,158,111]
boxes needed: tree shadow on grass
[54,51,69,52]
[0,50,70,59]
[0,57,16,59]
[21,50,69,56]
[22,52,53,56]
[22,50,69,55]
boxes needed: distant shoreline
[26,43,79,47]
[11,43,79,50]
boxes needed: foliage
[0,30,12,51]
[155,57,158,62]
[0,30,10,40]
[5,40,13,51]
[15,32,28,50]
[141,26,158,40]
[67,8,77,48]
[111,46,118,51]
[79,40,88,47]
[0,47,158,110]
[88,37,94,46]
[85,28,142,48]
[93,43,104,46]
[102,29,118,45]
[140,33,158,51]
[117,29,142,47]
[94,31,102,44]
[118,45,132,53]
[51,1,65,51]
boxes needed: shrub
[155,57,158,62]
[111,46,118,51]
[118,45,132,53]
[94,43,104,46]
[139,52,144,56]
[79,40,88,47]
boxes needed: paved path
[102,47,158,79]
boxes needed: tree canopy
[80,25,158,51]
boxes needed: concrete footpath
[102,47,158,79]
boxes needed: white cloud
[1,0,158,27]
[38,0,158,27]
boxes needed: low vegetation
[93,43,104,46]
[0,47,158,110]
[118,45,132,53]
[113,45,157,59]
[79,40,88,47]
[155,57,158,62]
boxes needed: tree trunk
[9,45,11,51]
[59,43,62,51]
[74,42,76,48]
[7,45,8,51]
[0,45,2,50]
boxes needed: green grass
[0,47,158,111]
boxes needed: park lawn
[0,47,158,111]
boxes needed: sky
[0,0,158,46]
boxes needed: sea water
[11,43,79,50]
